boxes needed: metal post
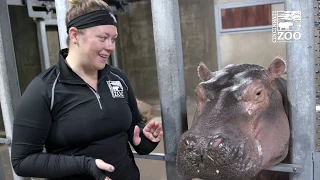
[55,0,69,49]
[0,148,5,180]
[285,0,316,180]
[36,20,51,71]
[150,1,188,179]
[0,1,31,180]
[111,43,119,67]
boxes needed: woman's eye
[100,36,107,41]
[111,38,117,43]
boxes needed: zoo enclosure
[0,0,319,180]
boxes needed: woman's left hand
[133,121,163,146]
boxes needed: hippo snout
[177,133,262,180]
[183,134,224,150]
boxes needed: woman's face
[76,25,117,70]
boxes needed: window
[221,4,271,29]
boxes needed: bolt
[293,168,297,172]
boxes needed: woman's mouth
[99,54,109,63]
[99,54,108,58]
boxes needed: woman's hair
[66,0,110,45]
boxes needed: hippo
[176,57,290,180]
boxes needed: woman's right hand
[87,158,115,180]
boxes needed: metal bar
[0,138,10,145]
[220,25,272,34]
[36,20,51,71]
[133,152,176,162]
[215,0,284,8]
[0,147,6,180]
[0,1,31,179]
[135,149,306,174]
[55,0,69,49]
[44,19,57,26]
[133,152,165,161]
[285,0,316,180]
[111,42,119,67]
[315,152,320,180]
[265,163,303,173]
[133,152,305,174]
[6,0,24,6]
[0,3,21,111]
[150,1,188,180]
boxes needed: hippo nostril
[209,137,223,148]
[184,136,196,148]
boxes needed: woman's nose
[105,40,115,51]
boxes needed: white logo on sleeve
[107,81,124,98]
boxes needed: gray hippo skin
[176,57,290,180]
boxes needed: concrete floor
[0,98,198,180]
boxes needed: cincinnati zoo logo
[107,81,124,98]
[272,11,301,43]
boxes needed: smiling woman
[10,0,163,180]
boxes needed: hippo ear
[267,56,286,79]
[198,62,212,81]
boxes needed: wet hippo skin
[176,57,290,180]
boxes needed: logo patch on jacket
[107,81,124,98]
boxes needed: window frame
[214,0,285,69]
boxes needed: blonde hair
[66,0,110,45]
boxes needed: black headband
[66,10,117,34]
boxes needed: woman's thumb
[95,159,115,172]
[133,125,141,146]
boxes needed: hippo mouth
[176,134,262,180]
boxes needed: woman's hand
[88,158,115,180]
[133,121,163,146]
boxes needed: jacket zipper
[88,86,103,110]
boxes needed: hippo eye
[256,89,263,96]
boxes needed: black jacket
[11,49,158,180]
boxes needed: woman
[10,0,163,179]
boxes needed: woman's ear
[68,27,79,45]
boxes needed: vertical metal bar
[150,1,188,179]
[55,0,69,49]
[315,152,320,180]
[285,0,316,180]
[0,0,21,109]
[111,42,119,67]
[36,20,51,70]
[0,151,5,180]
[0,1,30,180]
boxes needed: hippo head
[176,57,290,180]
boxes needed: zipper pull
[96,93,100,99]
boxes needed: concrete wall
[116,0,218,100]
[220,31,286,68]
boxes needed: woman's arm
[11,77,106,179]
[113,69,159,155]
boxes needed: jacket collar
[57,48,111,84]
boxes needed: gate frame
[214,0,319,180]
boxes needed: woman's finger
[143,121,155,132]
[152,124,162,137]
[95,159,115,172]
[155,131,163,142]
